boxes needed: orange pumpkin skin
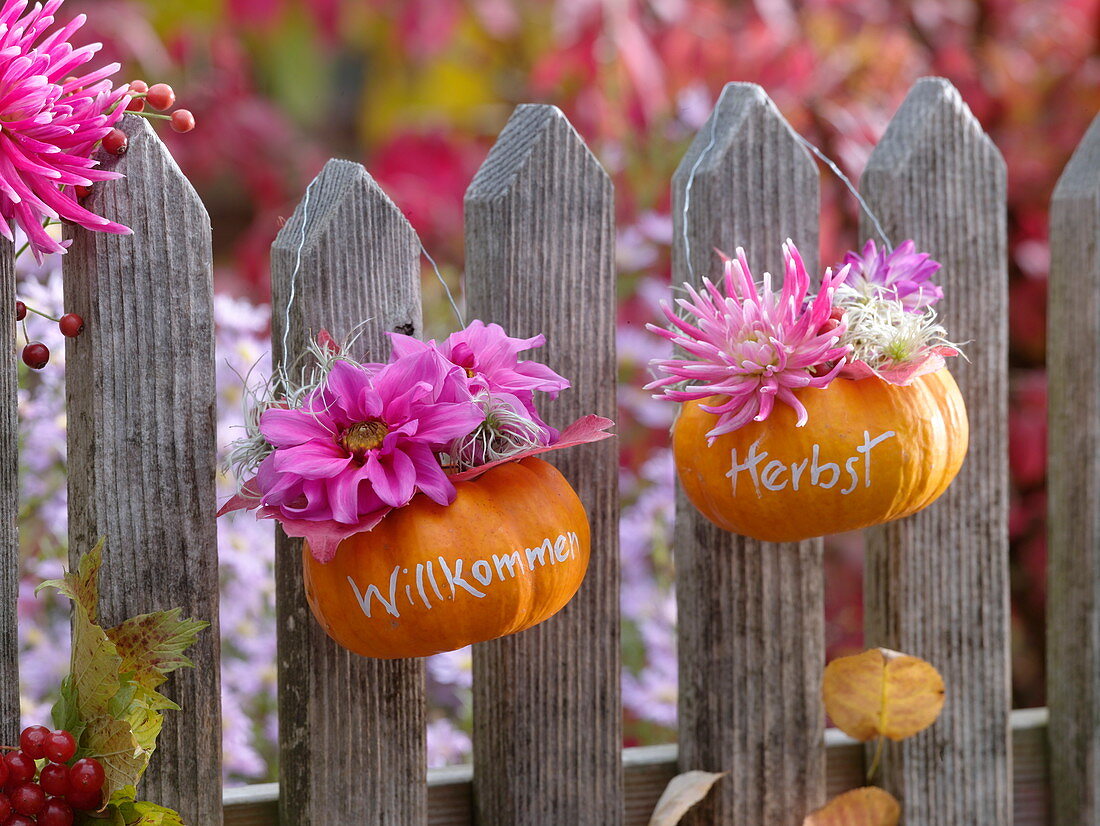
[303,457,590,659]
[673,370,968,542]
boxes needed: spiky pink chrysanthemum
[839,239,943,312]
[646,241,850,440]
[0,0,132,258]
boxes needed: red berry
[19,725,49,759]
[4,814,34,826]
[9,782,44,815]
[39,764,68,797]
[129,79,148,94]
[39,798,74,826]
[21,342,49,370]
[14,301,25,321]
[145,83,175,111]
[65,787,101,811]
[0,793,9,819]
[102,128,127,155]
[126,95,145,112]
[74,184,91,199]
[3,753,34,786]
[170,109,195,133]
[0,758,8,787]
[57,315,84,339]
[68,759,103,793]
[44,730,77,763]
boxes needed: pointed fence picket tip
[865,77,1004,176]
[272,158,415,254]
[465,103,609,202]
[671,81,820,286]
[1052,111,1100,200]
[673,81,813,184]
[82,114,206,220]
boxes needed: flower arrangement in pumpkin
[647,239,968,541]
[221,322,614,659]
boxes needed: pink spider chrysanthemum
[646,241,851,441]
[0,0,132,258]
[839,239,943,312]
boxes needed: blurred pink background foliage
[13,0,1096,782]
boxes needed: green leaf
[106,609,209,689]
[71,601,124,720]
[118,800,185,826]
[81,715,152,803]
[37,537,106,623]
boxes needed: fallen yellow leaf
[822,648,945,742]
[803,787,901,826]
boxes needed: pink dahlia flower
[254,350,485,525]
[389,319,569,445]
[646,242,850,440]
[839,239,943,312]
[0,0,132,258]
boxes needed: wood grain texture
[270,159,426,824]
[62,114,222,823]
[464,104,620,824]
[860,77,1010,823]
[224,711,1052,826]
[0,241,15,748]
[1048,110,1100,826]
[670,82,826,826]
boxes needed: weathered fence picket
[270,159,426,823]
[670,82,826,825]
[465,104,621,825]
[62,114,223,824]
[1048,110,1100,826]
[0,239,16,748]
[860,77,1011,823]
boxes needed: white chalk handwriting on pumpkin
[726,430,896,498]
[347,531,581,620]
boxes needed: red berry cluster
[100,80,196,158]
[15,303,84,371]
[0,726,105,824]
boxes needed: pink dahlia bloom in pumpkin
[254,350,485,525]
[839,239,943,312]
[389,320,570,446]
[0,0,132,258]
[646,242,850,440]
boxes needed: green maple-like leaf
[81,715,152,803]
[107,608,208,690]
[37,537,106,624]
[38,540,207,812]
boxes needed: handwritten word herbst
[727,430,897,498]
[347,531,583,620]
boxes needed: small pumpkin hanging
[647,239,968,542]
[220,322,613,659]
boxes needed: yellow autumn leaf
[803,787,901,826]
[822,648,945,742]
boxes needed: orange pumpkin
[303,457,590,659]
[673,370,968,541]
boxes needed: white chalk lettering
[762,459,788,492]
[729,431,898,499]
[347,566,401,618]
[727,438,767,496]
[347,534,581,621]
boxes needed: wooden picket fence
[0,75,1093,824]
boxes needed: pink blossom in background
[0,0,132,257]
[646,242,850,438]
